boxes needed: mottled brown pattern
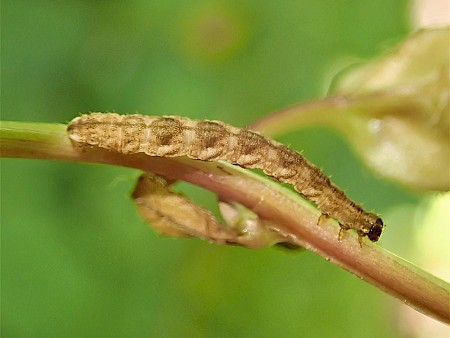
[191,120,229,160]
[233,129,268,166]
[120,115,146,153]
[237,129,267,155]
[195,121,228,148]
[67,113,384,243]
[151,117,183,146]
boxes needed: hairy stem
[1,120,449,324]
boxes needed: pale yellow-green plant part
[251,28,449,191]
[131,172,291,248]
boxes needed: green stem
[1,120,449,324]
[249,95,349,135]
[249,91,421,137]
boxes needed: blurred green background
[2,1,438,337]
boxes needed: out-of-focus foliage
[4,1,437,337]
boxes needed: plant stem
[1,120,449,324]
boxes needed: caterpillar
[67,113,384,244]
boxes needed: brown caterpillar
[67,113,384,243]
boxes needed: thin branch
[1,120,449,324]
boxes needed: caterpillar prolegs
[67,113,384,244]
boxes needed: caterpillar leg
[131,172,300,249]
[338,225,365,247]
[358,235,364,248]
[357,231,367,248]
[338,225,350,241]
[320,214,347,243]
[317,213,330,225]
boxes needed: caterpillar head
[365,215,384,242]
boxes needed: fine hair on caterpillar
[67,113,384,244]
